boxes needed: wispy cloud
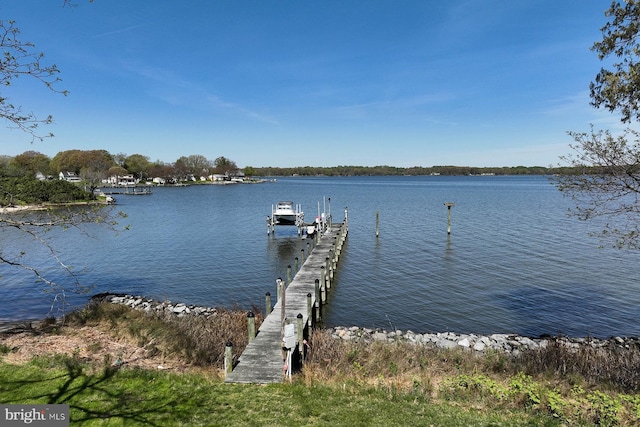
[331,92,456,120]
[91,24,149,39]
[542,91,632,132]
[121,61,279,125]
[206,95,280,125]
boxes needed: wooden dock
[225,220,348,384]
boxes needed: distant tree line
[0,150,240,183]
[253,165,563,177]
[1,150,598,181]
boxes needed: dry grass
[511,339,640,392]
[5,302,640,395]
[1,301,263,373]
[304,329,640,394]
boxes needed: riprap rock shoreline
[97,293,640,355]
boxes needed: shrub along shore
[99,292,640,356]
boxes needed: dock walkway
[225,222,347,384]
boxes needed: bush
[0,176,91,206]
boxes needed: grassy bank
[1,301,639,426]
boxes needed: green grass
[0,356,559,426]
[3,303,640,425]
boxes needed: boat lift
[267,197,333,237]
[267,202,305,235]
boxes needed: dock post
[265,292,272,316]
[300,248,305,264]
[224,341,233,376]
[294,257,299,273]
[307,292,313,324]
[325,257,331,290]
[444,202,455,235]
[280,281,286,337]
[297,313,304,365]
[247,311,256,342]
[314,279,321,320]
[287,265,292,286]
[332,247,338,274]
[320,266,327,302]
[345,207,349,230]
[276,278,283,302]
[376,210,379,237]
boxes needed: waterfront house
[59,171,81,183]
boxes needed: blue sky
[0,1,623,168]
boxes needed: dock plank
[225,223,346,384]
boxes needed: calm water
[1,176,638,338]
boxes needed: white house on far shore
[59,171,81,183]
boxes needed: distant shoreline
[0,200,110,214]
[0,205,46,214]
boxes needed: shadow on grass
[2,357,187,426]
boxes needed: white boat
[272,201,303,225]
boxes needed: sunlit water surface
[1,176,638,338]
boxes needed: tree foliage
[50,149,114,175]
[9,151,52,176]
[590,0,640,123]
[0,176,90,205]
[555,1,640,249]
[123,154,150,179]
[213,156,238,176]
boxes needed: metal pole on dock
[444,202,455,235]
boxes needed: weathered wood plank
[225,223,346,384]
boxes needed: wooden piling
[320,266,327,303]
[376,210,379,237]
[279,280,286,337]
[265,292,272,316]
[224,341,233,376]
[314,278,321,320]
[296,313,304,364]
[247,311,256,342]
